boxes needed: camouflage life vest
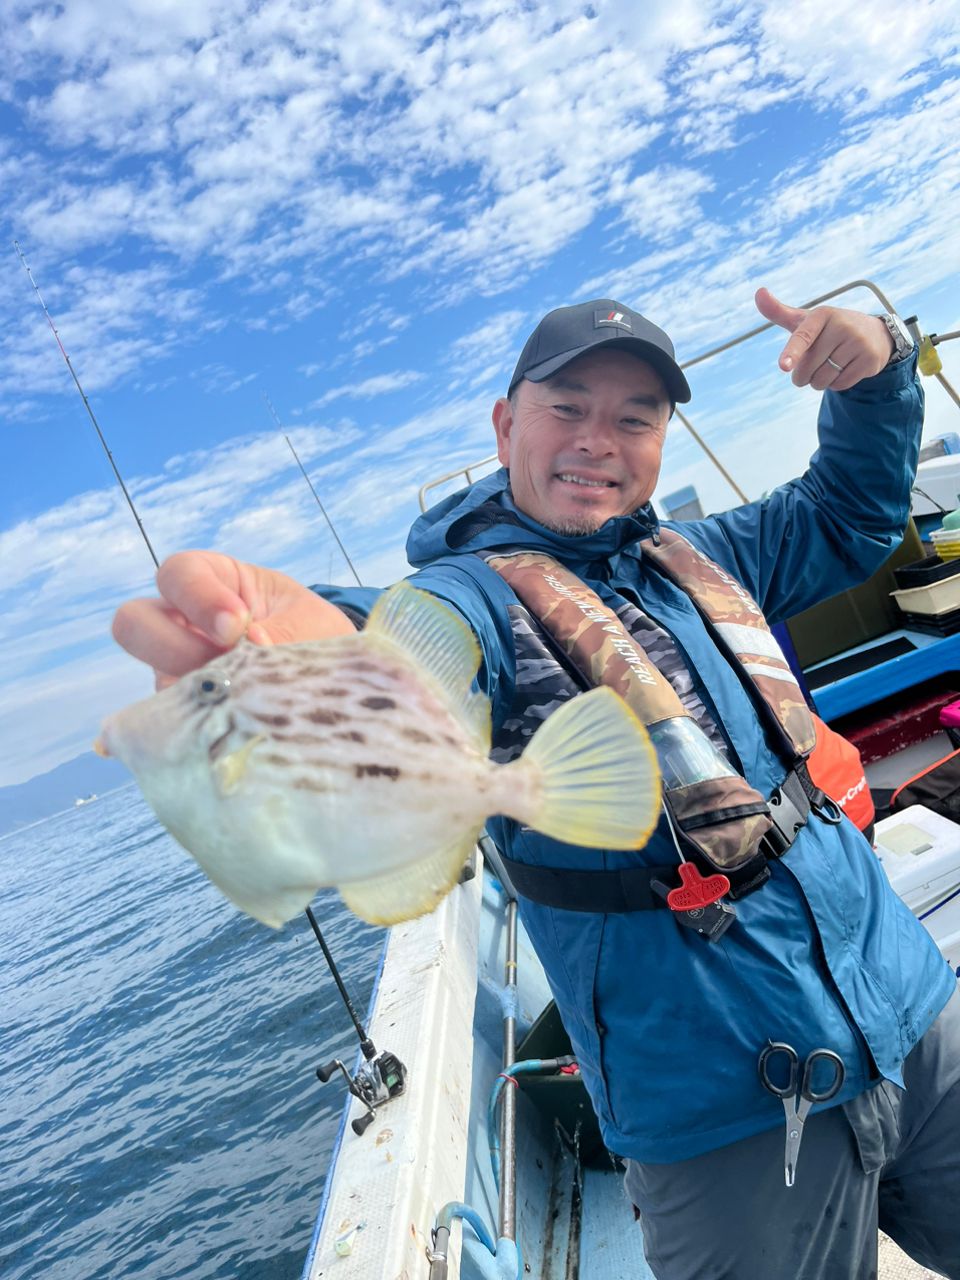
[484,530,825,898]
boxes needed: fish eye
[193,670,231,706]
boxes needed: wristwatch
[878,312,914,364]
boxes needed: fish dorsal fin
[365,582,490,748]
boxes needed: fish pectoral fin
[212,733,266,796]
[338,833,478,926]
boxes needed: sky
[1,0,959,790]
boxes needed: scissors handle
[757,1041,799,1099]
[800,1048,845,1102]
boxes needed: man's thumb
[755,286,807,333]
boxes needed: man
[113,289,960,1279]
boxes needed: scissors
[757,1042,845,1187]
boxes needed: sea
[0,784,384,1279]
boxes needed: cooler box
[874,805,960,979]
[910,454,960,516]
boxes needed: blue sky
[1,0,959,788]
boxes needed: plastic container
[894,555,960,590]
[930,530,960,563]
[892,576,960,616]
[899,609,960,637]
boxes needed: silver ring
[826,357,844,372]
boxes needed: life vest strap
[759,767,820,860]
[499,857,675,913]
[502,766,822,913]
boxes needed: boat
[300,283,959,1279]
[74,793,98,807]
[301,808,960,1279]
[300,840,659,1279]
[27,243,956,1276]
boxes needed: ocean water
[0,785,384,1279]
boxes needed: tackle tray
[894,555,960,590]
[898,608,960,637]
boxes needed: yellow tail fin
[512,687,661,850]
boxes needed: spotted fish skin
[97,584,661,928]
[98,637,502,924]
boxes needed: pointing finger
[756,288,828,373]
[779,309,830,377]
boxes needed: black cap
[508,298,691,405]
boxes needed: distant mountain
[0,753,133,837]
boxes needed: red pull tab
[666,862,731,912]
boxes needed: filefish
[95,583,661,927]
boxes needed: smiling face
[492,348,671,535]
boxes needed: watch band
[878,312,914,365]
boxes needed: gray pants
[625,987,960,1280]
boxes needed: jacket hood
[406,466,661,571]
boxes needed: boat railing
[418,278,960,513]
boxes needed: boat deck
[303,860,954,1279]
[879,1235,943,1279]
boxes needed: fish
[95,582,661,928]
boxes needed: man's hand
[112,551,356,689]
[755,287,896,392]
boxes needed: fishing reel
[316,1039,407,1136]
[305,905,407,1136]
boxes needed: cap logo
[594,308,633,332]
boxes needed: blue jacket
[324,353,956,1162]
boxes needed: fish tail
[506,687,661,850]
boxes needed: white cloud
[309,370,424,408]
[609,165,719,246]
[2,0,960,791]
[447,307,528,391]
[2,257,205,409]
[4,0,957,322]
[756,0,960,110]
[0,641,155,786]
[191,363,258,395]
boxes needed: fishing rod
[259,400,401,1115]
[14,240,159,569]
[305,904,372,1049]
[262,393,363,587]
[20,241,398,1131]
[17,246,401,1128]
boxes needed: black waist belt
[499,858,674,912]
[499,768,826,914]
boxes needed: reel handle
[351,1110,376,1137]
